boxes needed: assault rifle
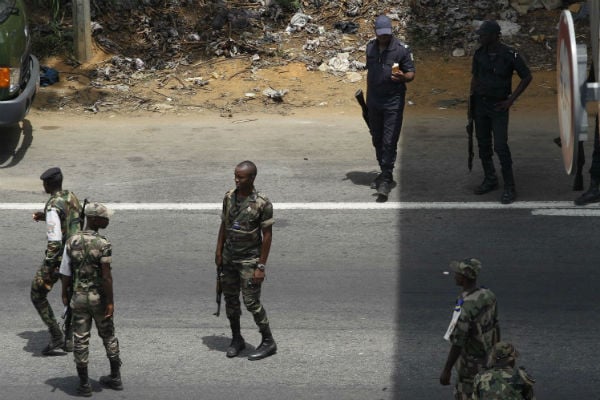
[354,89,369,128]
[62,198,88,341]
[466,95,475,172]
[213,265,223,317]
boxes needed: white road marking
[1,201,599,213]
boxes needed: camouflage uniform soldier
[472,342,536,399]
[59,203,122,397]
[31,167,82,354]
[441,258,500,399]
[215,160,277,361]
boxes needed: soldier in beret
[472,341,536,399]
[60,202,122,396]
[31,167,82,354]
[440,258,500,400]
[471,20,532,204]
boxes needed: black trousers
[589,115,600,179]
[474,97,512,171]
[368,99,405,180]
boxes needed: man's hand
[440,368,452,386]
[32,211,45,222]
[391,70,405,82]
[252,268,265,285]
[494,99,513,112]
[105,303,114,319]
[215,253,222,268]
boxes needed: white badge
[46,208,62,241]
[443,298,463,341]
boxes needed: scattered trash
[263,87,288,102]
[40,66,59,87]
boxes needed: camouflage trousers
[30,264,60,329]
[454,354,485,400]
[222,259,269,330]
[71,289,120,366]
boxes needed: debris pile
[29,0,587,114]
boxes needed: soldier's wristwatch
[256,263,266,271]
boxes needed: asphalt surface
[1,107,599,399]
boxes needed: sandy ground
[31,50,559,121]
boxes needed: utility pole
[72,0,92,62]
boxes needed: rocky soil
[24,0,591,117]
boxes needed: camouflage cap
[85,202,113,219]
[449,258,481,279]
[40,167,62,180]
[492,341,519,364]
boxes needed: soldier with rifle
[214,160,277,360]
[31,167,82,355]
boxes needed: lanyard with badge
[443,297,464,341]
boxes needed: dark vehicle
[0,0,38,126]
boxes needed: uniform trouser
[474,97,514,186]
[71,290,120,366]
[31,264,60,329]
[367,99,405,181]
[222,259,269,331]
[589,115,600,180]
[454,353,485,400]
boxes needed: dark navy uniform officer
[471,20,532,204]
[366,15,415,201]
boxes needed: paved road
[0,107,599,399]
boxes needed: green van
[0,0,38,126]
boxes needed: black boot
[248,326,277,361]
[500,167,516,204]
[474,159,498,194]
[370,173,383,189]
[226,317,245,358]
[76,365,92,397]
[575,178,600,205]
[42,322,64,355]
[99,359,123,390]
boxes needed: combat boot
[376,181,391,202]
[42,323,64,355]
[99,359,123,390]
[500,167,516,204]
[474,159,498,195]
[370,173,383,189]
[226,317,245,358]
[76,365,92,397]
[500,186,516,204]
[575,178,600,205]
[248,326,277,361]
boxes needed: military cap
[85,202,113,219]
[40,167,62,180]
[449,258,481,279]
[492,341,519,363]
[375,15,392,36]
[476,20,501,35]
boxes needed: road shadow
[45,376,101,397]
[0,119,33,168]
[17,330,68,358]
[202,335,256,357]
[344,171,380,186]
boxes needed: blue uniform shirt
[366,36,415,107]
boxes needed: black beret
[40,167,62,180]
